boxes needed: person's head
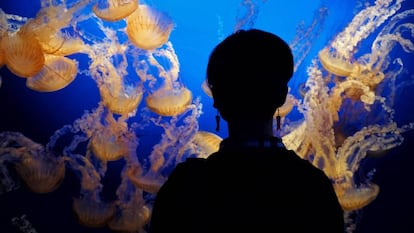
[206,29,294,122]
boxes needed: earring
[276,108,281,130]
[215,110,221,132]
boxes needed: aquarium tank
[0,0,413,232]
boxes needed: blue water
[0,0,414,232]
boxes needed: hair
[206,29,294,121]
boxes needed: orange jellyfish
[94,59,144,115]
[318,47,355,77]
[146,86,193,116]
[89,120,134,162]
[334,184,380,211]
[126,4,174,50]
[108,205,150,232]
[72,196,116,227]
[26,54,78,92]
[18,2,85,56]
[126,165,164,194]
[192,131,222,158]
[1,31,45,78]
[15,156,65,193]
[99,79,144,116]
[93,0,139,22]
[141,42,193,117]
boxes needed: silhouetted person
[149,29,344,233]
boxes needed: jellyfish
[89,131,130,162]
[109,168,151,232]
[318,47,356,77]
[88,37,144,116]
[72,195,116,227]
[21,17,86,56]
[192,131,222,158]
[1,31,45,78]
[18,2,86,55]
[126,4,174,50]
[126,165,164,194]
[88,114,137,162]
[93,0,139,22]
[334,184,380,212]
[108,205,150,232]
[137,42,193,117]
[146,87,193,117]
[26,54,78,92]
[98,70,144,116]
[64,146,115,227]
[15,155,65,193]
[0,131,65,193]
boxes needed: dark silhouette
[149,29,345,233]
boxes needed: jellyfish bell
[334,183,380,211]
[146,86,192,116]
[126,4,174,50]
[108,205,151,232]
[126,166,164,194]
[318,47,354,77]
[1,32,45,78]
[26,54,78,92]
[15,156,65,193]
[193,131,222,158]
[89,129,130,162]
[20,18,66,54]
[93,0,139,22]
[72,196,116,227]
[99,81,144,116]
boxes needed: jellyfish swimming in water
[136,41,193,117]
[89,113,138,162]
[72,195,116,227]
[18,1,87,56]
[191,131,222,158]
[1,30,45,78]
[93,0,139,22]
[94,58,144,116]
[318,47,356,77]
[26,54,79,92]
[0,131,65,194]
[126,4,174,50]
[108,167,151,232]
